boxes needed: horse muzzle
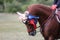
[27,19,37,36]
[28,30,36,36]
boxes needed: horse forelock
[24,11,29,14]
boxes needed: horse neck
[38,13,48,27]
[27,4,52,27]
[38,6,52,27]
[40,5,52,16]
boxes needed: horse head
[17,4,52,36]
[17,11,37,36]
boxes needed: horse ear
[17,12,22,16]
[17,12,27,22]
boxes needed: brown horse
[24,4,52,35]
[17,4,60,40]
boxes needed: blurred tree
[0,0,4,12]
[0,0,53,13]
[45,0,48,1]
[16,0,26,2]
[5,0,13,3]
[0,0,4,5]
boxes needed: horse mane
[28,4,51,10]
[39,4,51,8]
[27,4,52,16]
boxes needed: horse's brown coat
[25,4,60,40]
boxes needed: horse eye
[26,21,30,24]
[23,20,29,25]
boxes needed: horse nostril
[28,30,36,36]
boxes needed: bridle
[22,14,40,32]
[17,11,40,33]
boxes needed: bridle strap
[27,14,39,24]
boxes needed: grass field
[0,13,44,40]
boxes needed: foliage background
[0,0,53,13]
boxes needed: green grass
[0,13,44,40]
[0,13,27,32]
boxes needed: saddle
[55,8,60,23]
